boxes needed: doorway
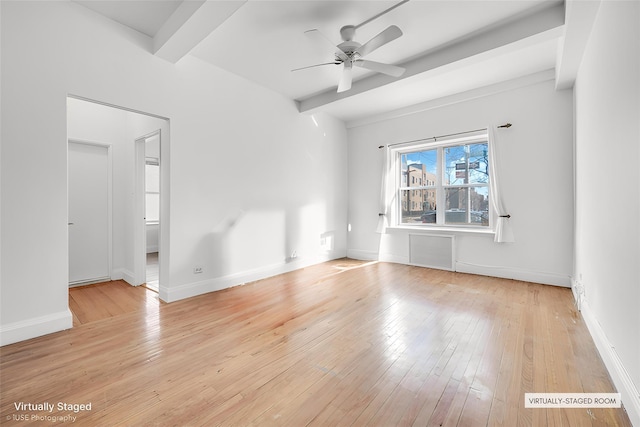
[67,95,169,299]
[136,132,161,292]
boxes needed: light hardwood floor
[1,260,631,426]
[146,252,159,292]
[69,280,160,326]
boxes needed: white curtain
[376,146,394,233]
[488,125,515,242]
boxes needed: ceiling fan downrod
[355,0,410,30]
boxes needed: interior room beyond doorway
[66,96,169,296]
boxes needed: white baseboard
[159,252,345,303]
[0,310,73,347]
[346,249,379,261]
[111,268,135,285]
[378,253,409,265]
[580,300,640,426]
[375,253,571,287]
[571,277,586,311]
[455,262,571,287]
[68,276,111,287]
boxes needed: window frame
[391,132,492,230]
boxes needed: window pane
[444,143,489,185]
[400,189,437,224]
[146,193,159,222]
[444,145,467,185]
[145,164,159,192]
[468,143,489,184]
[444,186,490,225]
[470,186,490,225]
[401,150,437,187]
[445,187,467,224]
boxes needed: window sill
[387,225,495,235]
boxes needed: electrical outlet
[193,266,203,274]
[285,251,298,263]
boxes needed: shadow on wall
[207,208,287,278]
[190,202,333,282]
[209,209,245,278]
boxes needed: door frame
[67,94,171,301]
[68,139,113,286]
[134,130,162,286]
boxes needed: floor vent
[409,234,455,271]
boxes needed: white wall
[0,1,347,345]
[347,78,574,287]
[574,1,640,423]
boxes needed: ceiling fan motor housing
[337,40,362,59]
[339,25,356,41]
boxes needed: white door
[68,141,110,285]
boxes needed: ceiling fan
[293,0,409,93]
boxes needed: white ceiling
[74,0,183,38]
[73,0,567,124]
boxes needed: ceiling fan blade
[304,29,348,61]
[357,25,403,57]
[337,61,353,93]
[355,59,405,77]
[291,62,340,72]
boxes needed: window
[394,133,490,227]
[145,159,160,223]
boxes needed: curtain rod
[378,123,512,149]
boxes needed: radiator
[409,234,455,271]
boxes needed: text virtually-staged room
[1,0,638,425]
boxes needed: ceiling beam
[154,0,246,64]
[555,0,602,90]
[346,69,556,129]
[297,2,565,114]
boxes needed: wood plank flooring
[146,252,159,292]
[1,260,631,426]
[69,280,160,326]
